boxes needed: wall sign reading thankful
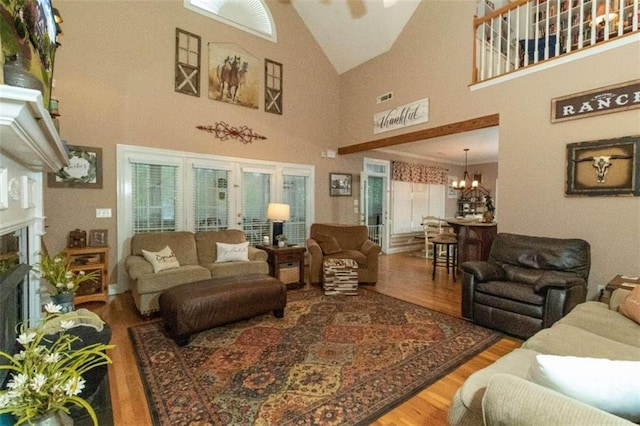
[551,80,640,123]
[373,98,429,134]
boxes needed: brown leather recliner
[307,223,381,284]
[461,232,590,339]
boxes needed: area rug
[129,287,501,425]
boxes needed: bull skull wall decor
[565,136,640,197]
[573,154,633,183]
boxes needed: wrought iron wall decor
[196,122,267,144]
[175,28,201,97]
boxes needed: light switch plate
[96,208,112,218]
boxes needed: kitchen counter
[446,219,497,265]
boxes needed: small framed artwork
[89,229,108,247]
[48,145,103,188]
[330,173,352,197]
[565,136,639,197]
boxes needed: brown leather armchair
[307,223,381,284]
[461,232,590,339]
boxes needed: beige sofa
[125,230,268,315]
[449,289,640,425]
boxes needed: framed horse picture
[208,43,259,109]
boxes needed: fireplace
[0,229,30,385]
[0,86,69,371]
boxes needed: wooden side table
[65,246,109,304]
[257,245,306,290]
[600,274,640,304]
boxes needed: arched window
[184,0,276,42]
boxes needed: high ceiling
[290,0,499,164]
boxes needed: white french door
[361,158,390,253]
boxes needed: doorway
[361,158,390,253]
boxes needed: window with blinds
[132,163,178,233]
[193,167,229,231]
[242,171,271,246]
[282,174,308,246]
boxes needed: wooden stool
[431,234,458,282]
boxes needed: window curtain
[392,161,448,184]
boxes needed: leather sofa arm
[461,261,504,282]
[533,271,586,292]
[482,374,634,426]
[125,255,153,280]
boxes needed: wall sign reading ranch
[373,98,429,134]
[551,80,640,123]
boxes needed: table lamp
[267,203,290,244]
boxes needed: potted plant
[34,251,99,313]
[275,234,287,248]
[0,303,114,425]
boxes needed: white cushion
[528,354,640,422]
[216,241,249,262]
[141,246,180,273]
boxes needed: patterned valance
[392,161,448,184]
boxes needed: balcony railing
[473,0,639,83]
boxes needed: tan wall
[45,0,351,283]
[45,0,639,298]
[338,1,640,297]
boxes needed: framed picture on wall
[48,145,103,189]
[330,173,352,196]
[89,229,108,247]
[565,136,639,197]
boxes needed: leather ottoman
[158,273,286,345]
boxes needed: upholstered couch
[306,223,381,285]
[449,288,640,425]
[125,230,268,315]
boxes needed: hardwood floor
[85,251,521,425]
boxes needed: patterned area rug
[129,287,501,425]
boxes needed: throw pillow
[315,234,342,255]
[528,354,640,422]
[216,241,249,262]
[141,246,180,273]
[619,285,640,325]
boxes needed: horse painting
[209,43,259,109]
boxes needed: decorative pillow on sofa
[619,285,640,325]
[315,234,342,255]
[528,354,640,422]
[141,246,180,273]
[216,241,249,262]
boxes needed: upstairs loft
[473,0,639,84]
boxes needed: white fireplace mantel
[0,84,69,321]
[0,84,68,172]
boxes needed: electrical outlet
[96,208,112,218]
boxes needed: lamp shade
[267,203,290,221]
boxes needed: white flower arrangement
[35,251,99,296]
[0,303,114,425]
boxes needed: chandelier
[451,148,478,190]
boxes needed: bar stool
[431,234,458,282]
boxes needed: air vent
[376,92,393,104]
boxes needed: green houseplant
[34,251,99,312]
[0,303,114,425]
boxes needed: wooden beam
[338,113,500,155]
